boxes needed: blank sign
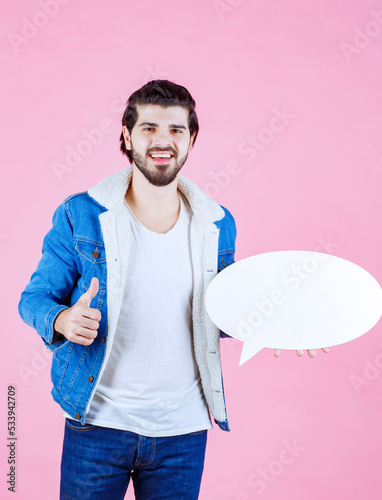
[205,251,382,366]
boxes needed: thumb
[78,277,99,307]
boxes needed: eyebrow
[138,122,187,130]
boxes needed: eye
[172,129,182,133]
[143,127,154,131]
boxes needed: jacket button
[75,413,81,420]
[88,376,94,383]
[92,247,99,258]
[102,337,106,343]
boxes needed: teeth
[150,153,172,158]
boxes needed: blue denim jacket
[18,166,236,431]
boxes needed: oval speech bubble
[205,251,382,366]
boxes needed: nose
[151,129,173,148]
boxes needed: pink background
[1,1,382,498]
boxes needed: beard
[130,143,189,187]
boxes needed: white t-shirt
[64,192,212,437]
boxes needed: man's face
[122,104,195,186]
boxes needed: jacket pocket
[74,238,106,264]
[217,249,235,272]
[74,237,107,301]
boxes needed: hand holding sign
[206,251,382,366]
[274,346,330,358]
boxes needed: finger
[274,349,282,357]
[65,327,97,345]
[79,328,98,340]
[296,350,304,356]
[76,303,101,321]
[69,322,98,338]
[307,349,316,358]
[72,333,97,346]
[78,277,99,307]
[77,325,98,340]
[322,347,330,353]
[80,317,99,331]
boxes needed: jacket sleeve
[18,202,79,351]
[218,206,237,340]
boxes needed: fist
[54,277,102,346]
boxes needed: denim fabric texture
[60,418,208,499]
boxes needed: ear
[122,125,132,151]
[189,131,196,151]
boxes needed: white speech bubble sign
[205,251,382,366]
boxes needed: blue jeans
[60,418,208,499]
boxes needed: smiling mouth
[149,153,174,164]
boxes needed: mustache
[147,148,176,155]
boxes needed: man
[18,80,327,499]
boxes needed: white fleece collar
[87,165,225,223]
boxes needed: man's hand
[53,277,101,346]
[273,347,330,358]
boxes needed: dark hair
[119,79,199,162]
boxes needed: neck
[124,164,180,222]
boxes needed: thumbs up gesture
[53,277,102,346]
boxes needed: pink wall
[1,1,382,498]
